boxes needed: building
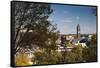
[66,34,76,42]
[77,24,80,39]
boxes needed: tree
[63,45,83,63]
[91,34,97,44]
[33,50,62,65]
[13,2,56,55]
[13,2,60,66]
[82,47,97,62]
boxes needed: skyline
[48,4,97,34]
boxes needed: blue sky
[48,4,97,34]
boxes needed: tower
[77,24,80,39]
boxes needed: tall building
[77,24,80,39]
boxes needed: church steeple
[77,24,80,39]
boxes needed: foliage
[82,47,97,62]
[65,42,73,47]
[33,51,62,65]
[13,1,59,55]
[15,53,32,66]
[62,45,83,63]
[91,34,97,44]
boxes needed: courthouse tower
[77,24,80,39]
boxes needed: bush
[33,51,62,65]
[15,53,32,66]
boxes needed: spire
[77,24,80,39]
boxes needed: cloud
[57,19,72,33]
[64,11,68,14]
[63,19,73,23]
[76,16,80,20]
[65,20,72,23]
[58,21,74,34]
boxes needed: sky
[48,4,97,34]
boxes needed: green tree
[62,45,83,63]
[91,34,97,44]
[33,51,62,65]
[13,1,56,55]
[82,47,97,62]
[12,1,59,66]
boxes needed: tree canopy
[14,2,58,55]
